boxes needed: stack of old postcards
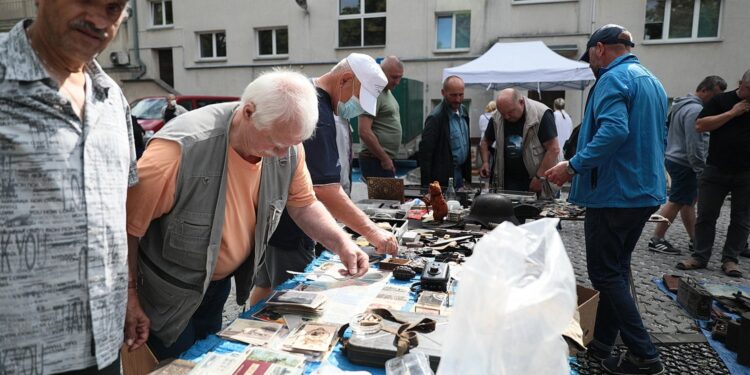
[280,321,342,361]
[149,347,305,375]
[217,319,283,346]
[264,290,328,316]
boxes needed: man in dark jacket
[419,76,471,188]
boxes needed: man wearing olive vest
[123,70,369,360]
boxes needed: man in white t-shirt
[553,98,573,149]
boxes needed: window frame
[149,0,173,28]
[434,11,471,53]
[196,31,227,62]
[256,27,289,59]
[643,0,723,44]
[337,0,387,48]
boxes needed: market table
[175,250,584,375]
[179,252,419,374]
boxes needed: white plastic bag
[438,219,577,375]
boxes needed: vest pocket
[137,256,191,332]
[530,142,545,157]
[165,217,211,271]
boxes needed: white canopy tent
[442,41,595,91]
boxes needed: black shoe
[742,242,750,258]
[648,238,681,255]
[688,240,694,252]
[601,352,665,375]
[586,340,612,361]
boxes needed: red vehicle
[130,95,239,136]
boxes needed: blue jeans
[585,206,659,359]
[693,165,750,264]
[147,277,231,360]
[359,155,395,180]
[453,166,464,189]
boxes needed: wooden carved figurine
[423,181,448,222]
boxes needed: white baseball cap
[346,53,387,116]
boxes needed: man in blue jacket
[547,24,667,375]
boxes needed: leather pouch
[344,309,448,371]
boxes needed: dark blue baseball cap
[580,24,635,62]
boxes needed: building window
[151,0,173,27]
[338,0,386,47]
[436,12,471,50]
[198,32,226,59]
[645,0,721,41]
[257,28,288,57]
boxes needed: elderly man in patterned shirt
[0,0,136,374]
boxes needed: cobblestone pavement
[223,184,749,338]
[560,196,748,335]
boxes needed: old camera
[420,261,450,292]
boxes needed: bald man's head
[381,56,404,90]
[441,76,465,111]
[496,88,525,122]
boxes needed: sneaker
[648,238,681,255]
[601,352,665,375]
[586,340,612,361]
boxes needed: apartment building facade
[2,0,748,138]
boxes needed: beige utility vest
[491,98,561,199]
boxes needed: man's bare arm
[287,201,368,276]
[696,100,750,132]
[536,137,561,177]
[358,115,394,172]
[314,183,398,255]
[124,235,150,351]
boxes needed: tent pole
[537,82,541,100]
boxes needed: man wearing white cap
[249,53,399,304]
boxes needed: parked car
[130,95,239,137]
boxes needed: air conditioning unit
[110,51,130,66]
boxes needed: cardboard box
[121,344,158,375]
[577,285,600,346]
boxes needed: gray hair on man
[240,69,318,140]
[443,75,464,89]
[742,69,750,83]
[497,88,522,103]
[554,98,566,110]
[381,56,403,70]
[696,75,727,92]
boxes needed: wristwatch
[565,162,577,176]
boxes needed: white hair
[240,69,318,140]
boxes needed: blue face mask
[337,96,365,119]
